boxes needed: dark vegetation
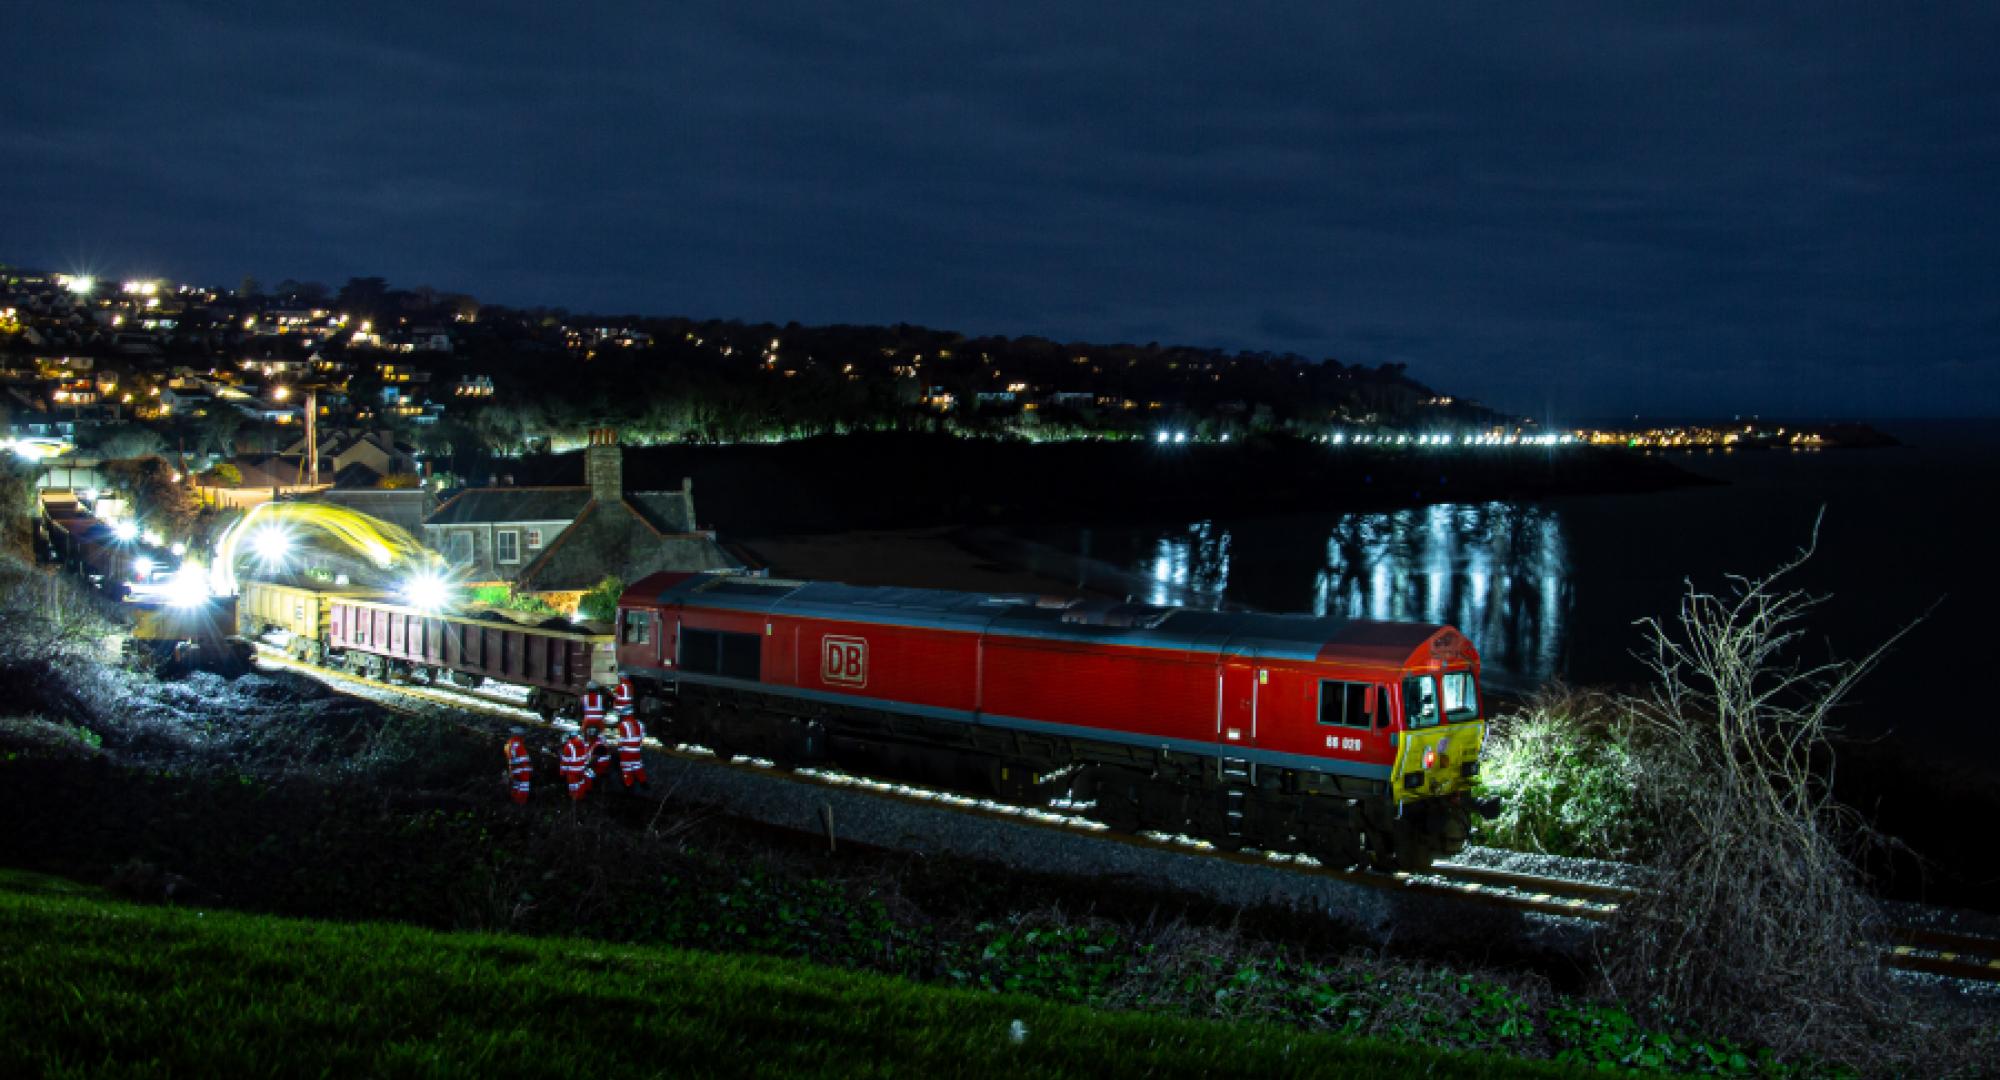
[0,871,1576,1080]
[0,479,1992,1076]
[0,661,1826,1076]
[1474,536,1999,1074]
[504,430,1705,535]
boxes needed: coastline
[508,431,1715,537]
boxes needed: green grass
[0,870,1572,1079]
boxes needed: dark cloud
[3,1,1996,417]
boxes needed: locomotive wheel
[1362,829,1402,873]
[1316,833,1364,871]
[1394,836,1437,874]
[1090,770,1143,832]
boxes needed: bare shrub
[1603,525,1913,1063]
[0,559,119,669]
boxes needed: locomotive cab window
[679,628,761,681]
[1317,681,1378,728]
[1441,670,1479,722]
[1402,676,1441,729]
[621,611,650,645]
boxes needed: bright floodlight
[402,573,450,611]
[65,275,94,295]
[251,527,291,564]
[170,542,186,557]
[1155,431,1169,444]
[112,521,139,542]
[165,568,210,608]
[132,557,155,580]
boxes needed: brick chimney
[586,428,622,504]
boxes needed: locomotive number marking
[821,635,868,688]
[1325,735,1363,752]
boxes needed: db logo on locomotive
[821,635,868,687]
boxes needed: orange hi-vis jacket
[504,736,534,804]
[615,716,647,786]
[558,734,592,800]
[611,679,635,717]
[579,690,608,731]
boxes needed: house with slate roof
[423,429,739,597]
[279,429,418,487]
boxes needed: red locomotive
[617,572,1498,871]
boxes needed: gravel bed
[1444,844,1656,890]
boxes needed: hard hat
[508,726,526,735]
[585,680,601,690]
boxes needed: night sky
[7,2,1996,419]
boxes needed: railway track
[246,646,2000,986]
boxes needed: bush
[1473,687,1644,860]
[575,575,623,622]
[468,584,558,616]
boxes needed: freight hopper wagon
[617,573,1499,871]
[237,580,618,719]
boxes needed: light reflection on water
[1145,520,1232,609]
[1135,504,1572,689]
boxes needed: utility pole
[306,389,319,486]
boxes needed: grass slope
[0,871,1570,1079]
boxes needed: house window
[496,530,520,564]
[447,532,472,565]
[525,528,543,550]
